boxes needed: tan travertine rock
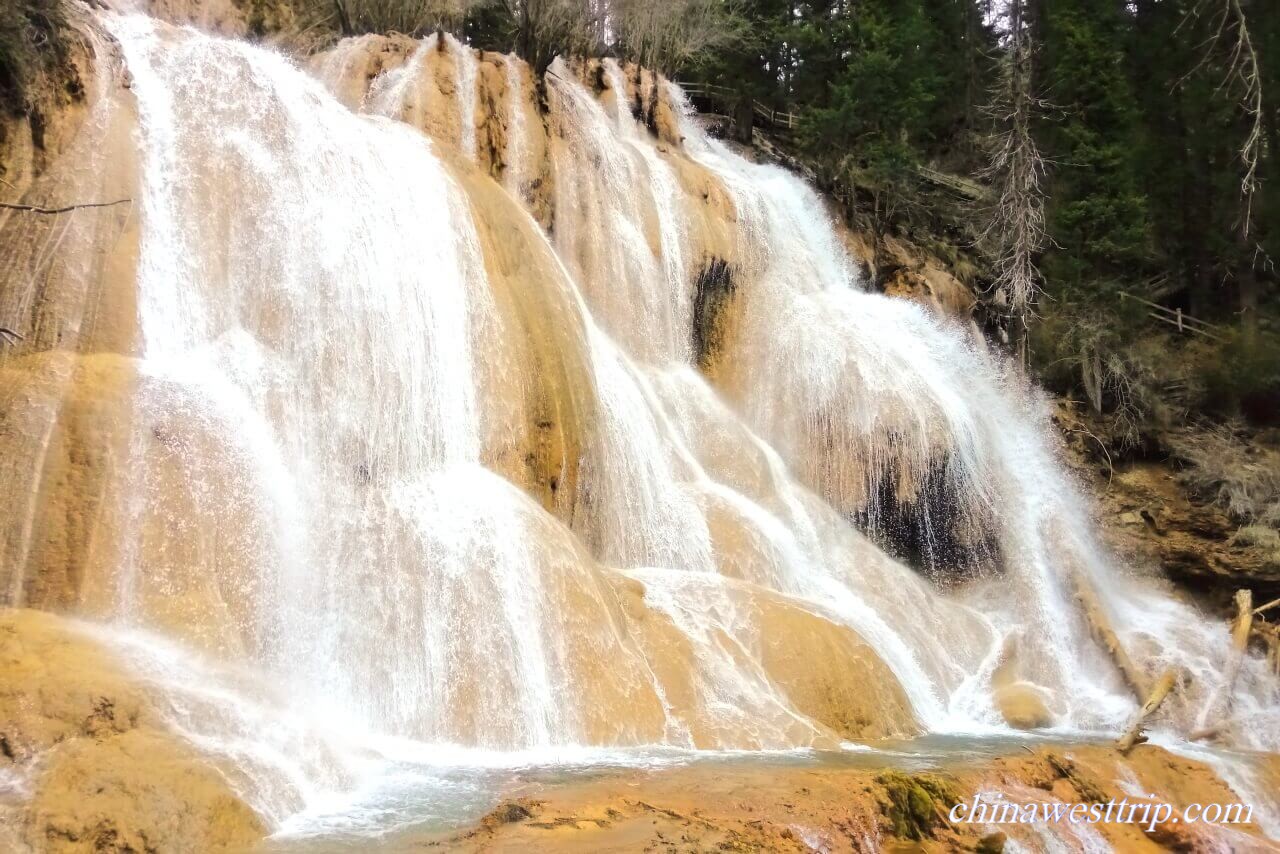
[26,729,267,854]
[0,352,273,656]
[993,682,1054,730]
[0,609,267,853]
[990,631,1056,729]
[614,574,921,745]
[428,743,1270,852]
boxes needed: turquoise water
[260,733,1102,850]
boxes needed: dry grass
[1168,424,1280,528]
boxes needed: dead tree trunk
[1117,669,1178,753]
[1073,573,1148,702]
[733,98,753,145]
[1191,589,1254,740]
[980,0,1048,365]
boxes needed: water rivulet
[0,12,1277,843]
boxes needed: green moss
[875,770,960,840]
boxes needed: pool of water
[261,732,1115,850]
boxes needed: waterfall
[549,58,695,364]
[502,53,526,194]
[364,34,439,122]
[445,34,479,162]
[2,11,1277,842]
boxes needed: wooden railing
[1119,292,1225,342]
[673,81,799,129]
[754,103,799,130]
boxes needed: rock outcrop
[0,609,267,853]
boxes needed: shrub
[1232,524,1280,551]
[1031,300,1185,451]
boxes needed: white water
[3,12,1277,845]
[445,34,479,161]
[365,33,438,119]
[502,53,526,194]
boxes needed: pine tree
[795,0,949,240]
[1039,0,1152,294]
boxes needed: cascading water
[1,9,1278,847]
[447,34,479,162]
[502,53,527,194]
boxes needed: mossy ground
[874,770,961,841]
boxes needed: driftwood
[1254,596,1280,617]
[1117,668,1178,754]
[1073,573,1148,700]
[0,327,23,344]
[1191,589,1254,741]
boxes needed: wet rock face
[0,353,279,657]
[0,609,267,853]
[993,682,1054,730]
[855,458,1000,580]
[877,239,977,320]
[26,729,267,854]
[691,257,736,375]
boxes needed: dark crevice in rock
[692,257,735,373]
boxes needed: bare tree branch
[1180,0,1264,236]
[298,0,485,38]
[612,0,745,76]
[0,198,132,215]
[1224,0,1263,236]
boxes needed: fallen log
[1224,589,1256,708]
[1073,573,1148,701]
[1117,668,1177,753]
[1190,589,1253,741]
